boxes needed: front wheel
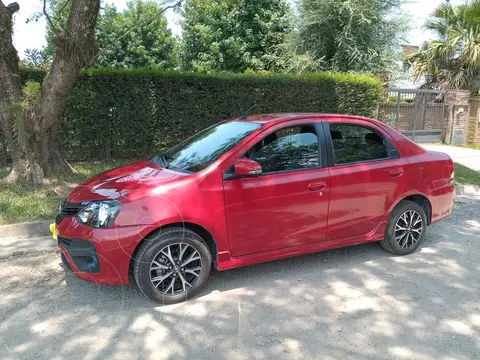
[380,201,427,255]
[133,227,212,304]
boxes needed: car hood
[67,160,189,202]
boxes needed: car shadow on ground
[1,197,479,360]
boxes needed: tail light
[448,158,454,183]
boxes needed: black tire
[133,227,212,304]
[380,200,427,255]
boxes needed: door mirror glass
[234,158,262,176]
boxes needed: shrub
[13,68,382,160]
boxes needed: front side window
[329,123,389,165]
[163,121,262,173]
[245,125,319,173]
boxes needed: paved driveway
[1,193,480,360]
[421,144,480,172]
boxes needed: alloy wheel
[394,210,423,248]
[149,243,202,294]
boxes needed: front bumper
[58,237,100,273]
[55,217,155,285]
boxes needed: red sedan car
[53,113,455,304]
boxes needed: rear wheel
[380,201,427,255]
[133,227,212,304]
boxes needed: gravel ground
[0,235,54,259]
[1,194,480,360]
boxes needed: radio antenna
[239,104,257,119]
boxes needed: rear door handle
[308,182,326,191]
[389,168,403,178]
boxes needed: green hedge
[13,68,382,160]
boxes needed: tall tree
[0,2,22,180]
[293,0,406,75]
[181,0,292,73]
[95,1,177,69]
[1,0,101,183]
[0,0,182,184]
[406,0,480,90]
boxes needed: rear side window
[329,123,389,165]
[246,125,319,173]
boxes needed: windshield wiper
[151,153,170,168]
[159,153,170,168]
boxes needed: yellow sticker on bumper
[49,223,58,241]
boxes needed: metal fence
[378,88,446,142]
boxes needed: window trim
[322,121,401,167]
[223,122,325,180]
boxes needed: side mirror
[234,158,262,177]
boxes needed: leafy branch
[88,0,184,66]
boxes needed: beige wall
[467,98,480,146]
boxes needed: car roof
[232,113,377,124]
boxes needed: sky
[12,0,465,58]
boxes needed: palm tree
[405,0,480,90]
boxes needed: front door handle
[308,182,326,191]
[389,168,404,178]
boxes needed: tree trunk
[24,119,66,180]
[0,0,100,184]
[0,2,24,182]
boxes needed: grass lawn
[454,162,480,185]
[0,161,130,225]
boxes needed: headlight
[76,200,122,228]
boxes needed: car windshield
[161,121,262,173]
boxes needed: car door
[323,119,408,240]
[223,121,330,257]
